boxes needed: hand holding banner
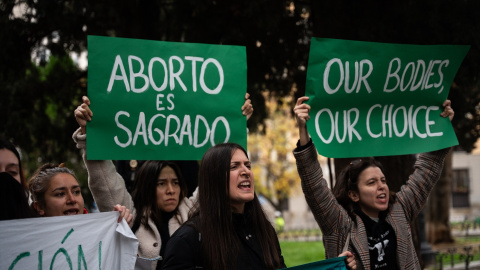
[305,38,469,158]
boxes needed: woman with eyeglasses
[293,96,454,270]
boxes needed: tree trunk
[425,150,454,244]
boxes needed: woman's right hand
[113,204,133,227]
[74,96,93,135]
[294,96,311,146]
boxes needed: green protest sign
[87,36,247,160]
[280,257,347,270]
[306,38,469,158]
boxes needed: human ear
[33,201,45,216]
[348,190,359,202]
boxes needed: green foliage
[248,94,300,209]
[1,0,480,212]
[1,0,310,169]
[0,0,311,212]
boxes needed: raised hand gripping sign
[87,36,247,160]
[305,38,469,158]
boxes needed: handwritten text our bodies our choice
[315,57,450,144]
[107,54,230,148]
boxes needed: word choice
[314,104,443,143]
[114,112,231,148]
[107,55,224,94]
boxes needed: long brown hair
[332,157,396,220]
[131,161,187,233]
[0,138,27,190]
[190,143,283,270]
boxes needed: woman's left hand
[242,93,254,121]
[113,204,133,227]
[338,251,356,270]
[441,99,454,121]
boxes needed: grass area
[278,229,322,240]
[455,235,480,244]
[278,228,480,268]
[435,251,480,269]
[280,238,480,269]
[433,236,480,267]
[280,241,326,268]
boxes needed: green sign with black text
[306,38,469,158]
[87,36,247,160]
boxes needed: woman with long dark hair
[0,138,27,190]
[293,96,454,270]
[0,171,33,220]
[0,138,33,220]
[162,143,285,270]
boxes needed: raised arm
[294,96,311,146]
[293,96,352,237]
[72,96,134,213]
[396,99,454,221]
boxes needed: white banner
[0,212,138,270]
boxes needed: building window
[451,169,470,208]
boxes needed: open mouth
[377,194,387,203]
[238,180,251,190]
[64,209,79,215]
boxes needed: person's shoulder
[171,219,199,241]
[163,218,202,269]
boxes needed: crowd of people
[0,92,455,270]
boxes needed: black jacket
[162,213,286,270]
